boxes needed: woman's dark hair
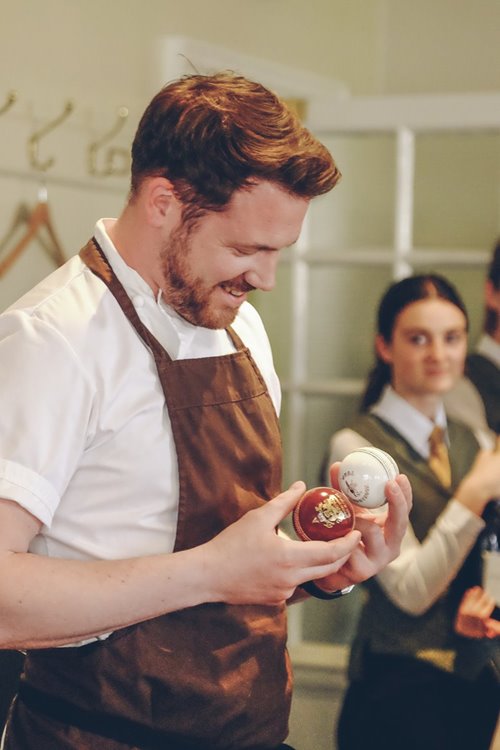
[360,274,469,412]
[130,72,341,225]
[485,238,500,335]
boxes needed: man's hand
[0,470,411,648]
[199,481,362,606]
[201,465,411,605]
[312,462,412,593]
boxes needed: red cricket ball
[293,487,355,542]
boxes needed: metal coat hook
[28,99,75,172]
[88,106,130,177]
[0,90,18,117]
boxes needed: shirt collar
[94,218,155,301]
[93,219,232,359]
[370,385,448,459]
[476,334,500,369]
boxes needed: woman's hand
[455,448,500,516]
[454,586,500,639]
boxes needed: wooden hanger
[0,189,66,278]
[0,201,53,257]
[0,100,74,278]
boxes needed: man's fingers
[294,531,361,582]
[262,481,306,525]
[282,529,361,567]
[394,474,413,511]
[352,516,386,557]
[329,462,340,489]
[351,477,409,560]
[381,477,411,544]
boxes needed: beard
[160,224,245,330]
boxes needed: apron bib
[6,239,291,750]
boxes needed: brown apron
[5,239,291,750]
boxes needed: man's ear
[143,177,178,227]
[375,333,392,364]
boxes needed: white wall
[1,1,499,310]
[381,0,500,94]
[1,4,499,748]
[4,1,499,100]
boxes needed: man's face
[160,180,309,329]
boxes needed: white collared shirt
[328,385,484,615]
[0,220,281,563]
[371,386,449,460]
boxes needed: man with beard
[0,73,412,750]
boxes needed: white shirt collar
[476,333,500,369]
[93,219,234,359]
[370,385,448,459]
[95,218,156,300]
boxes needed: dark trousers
[337,653,500,750]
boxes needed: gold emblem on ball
[312,494,350,528]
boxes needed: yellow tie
[428,426,451,487]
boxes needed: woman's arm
[377,447,500,614]
[376,500,483,615]
[327,428,486,616]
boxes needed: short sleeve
[0,310,94,526]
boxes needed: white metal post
[393,127,415,280]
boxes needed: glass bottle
[480,499,500,620]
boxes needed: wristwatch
[300,581,355,600]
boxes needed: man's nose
[244,253,279,292]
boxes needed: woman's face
[377,297,468,413]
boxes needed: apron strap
[80,238,243,362]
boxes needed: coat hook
[28,99,75,172]
[0,90,18,117]
[88,106,130,177]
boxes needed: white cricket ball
[338,447,399,509]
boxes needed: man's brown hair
[131,72,341,220]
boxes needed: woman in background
[327,274,500,750]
